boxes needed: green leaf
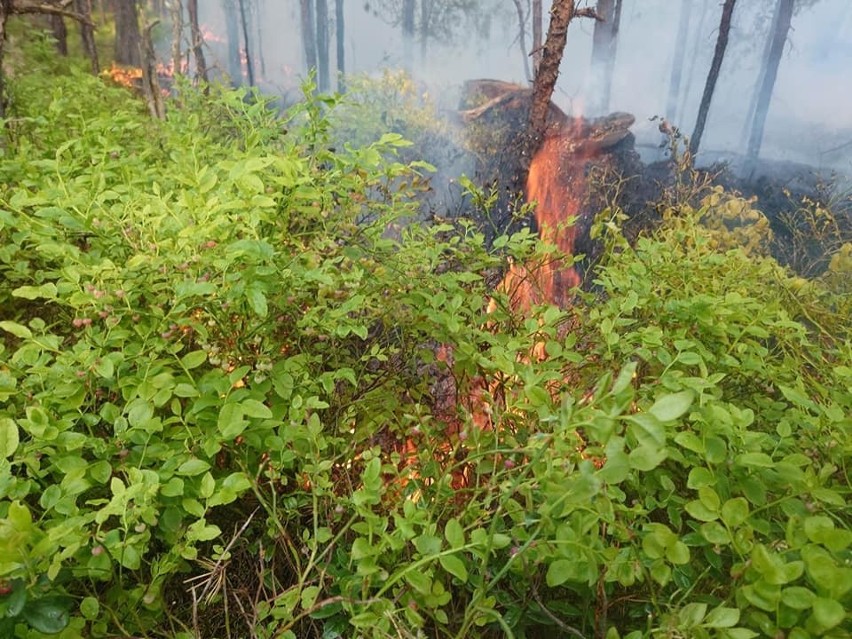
[687,467,715,489]
[22,597,70,634]
[242,399,273,419]
[0,321,32,339]
[246,286,268,317]
[736,452,774,468]
[648,390,694,422]
[445,518,465,550]
[703,606,739,628]
[12,283,57,300]
[181,350,208,370]
[546,559,574,587]
[685,500,719,522]
[0,417,20,458]
[722,630,758,639]
[94,357,115,379]
[405,569,432,594]
[700,522,731,545]
[200,472,215,499]
[777,384,816,410]
[666,540,690,565]
[178,458,211,476]
[301,585,320,611]
[781,587,816,610]
[439,554,468,583]
[628,444,667,471]
[80,596,100,620]
[721,498,750,528]
[812,598,845,629]
[218,401,247,439]
[678,602,707,627]
[674,431,705,454]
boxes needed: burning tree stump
[459,79,636,307]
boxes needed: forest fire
[105,62,175,85]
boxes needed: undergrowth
[0,41,849,639]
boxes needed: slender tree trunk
[679,0,709,121]
[237,0,255,86]
[186,0,208,82]
[141,19,165,118]
[529,0,575,151]
[666,0,692,122]
[256,0,266,77]
[594,0,622,113]
[589,0,615,113]
[741,0,780,146]
[532,0,542,75]
[511,0,532,82]
[689,0,737,155]
[335,0,345,91]
[420,0,430,63]
[315,0,329,91]
[745,0,793,174]
[75,0,99,72]
[223,0,242,83]
[170,0,182,76]
[402,0,415,70]
[300,0,317,77]
[114,0,141,67]
[51,15,68,55]
[0,0,10,121]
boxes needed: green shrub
[0,62,848,639]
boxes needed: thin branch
[530,579,587,639]
[574,7,603,21]
[12,0,94,25]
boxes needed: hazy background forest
[195,0,852,173]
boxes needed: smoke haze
[198,0,852,174]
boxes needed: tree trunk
[741,0,780,146]
[237,0,255,86]
[689,0,736,156]
[169,0,182,76]
[141,19,165,118]
[529,0,575,150]
[745,0,793,174]
[679,0,709,122]
[315,0,329,91]
[0,0,10,121]
[402,0,414,70]
[666,0,692,123]
[589,0,615,113]
[420,0,431,63]
[511,0,532,82]
[114,0,141,67]
[75,0,99,72]
[256,0,266,77]
[335,0,345,91]
[532,0,542,75]
[186,0,208,82]
[223,0,242,84]
[51,14,68,55]
[589,0,621,114]
[300,0,317,77]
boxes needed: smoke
[196,0,852,174]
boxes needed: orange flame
[498,113,601,311]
